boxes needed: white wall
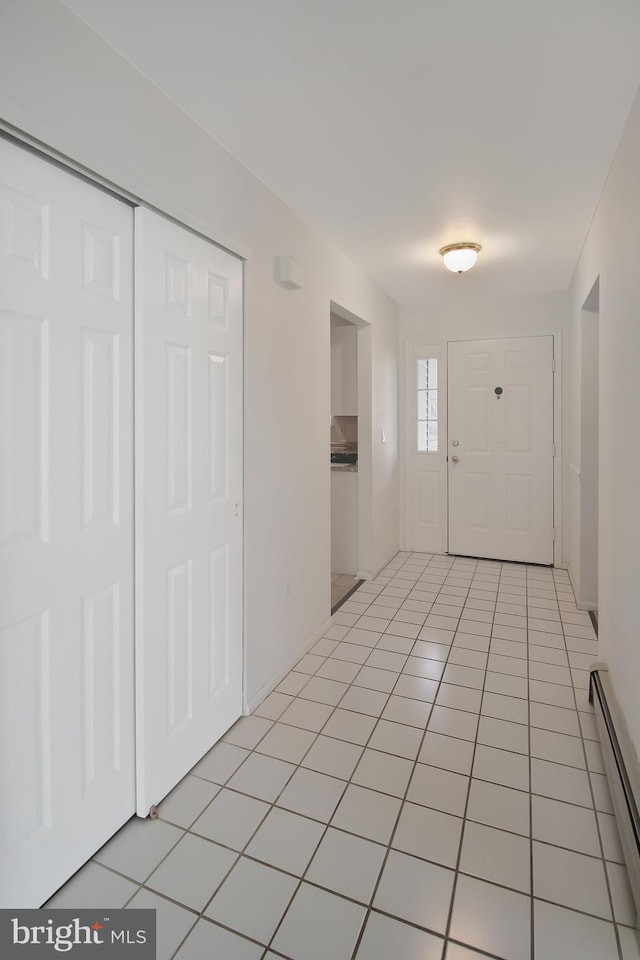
[330,321,358,416]
[399,290,568,552]
[0,0,400,709]
[400,290,568,344]
[567,85,640,753]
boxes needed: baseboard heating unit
[589,664,640,940]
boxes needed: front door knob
[451,456,460,463]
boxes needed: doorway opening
[330,311,359,609]
[579,278,600,612]
[329,302,373,611]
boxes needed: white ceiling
[63,0,640,306]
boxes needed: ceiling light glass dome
[439,243,481,273]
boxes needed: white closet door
[0,138,135,906]
[135,209,243,816]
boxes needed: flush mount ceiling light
[439,242,481,274]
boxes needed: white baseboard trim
[372,558,393,579]
[577,599,598,612]
[589,665,640,939]
[363,549,403,582]
[243,615,334,715]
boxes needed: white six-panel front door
[0,138,135,906]
[448,336,554,564]
[134,209,243,816]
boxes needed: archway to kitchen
[329,301,373,612]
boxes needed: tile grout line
[84,823,631,951]
[441,555,502,956]
[159,597,373,960]
[151,620,360,960]
[198,642,361,954]
[347,552,481,959]
[527,565,535,960]
[259,552,435,957]
[348,554,472,951]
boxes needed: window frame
[416,356,439,453]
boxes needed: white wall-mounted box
[274,255,304,288]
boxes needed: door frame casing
[402,332,563,566]
[402,339,448,555]
[330,300,374,581]
[576,283,599,609]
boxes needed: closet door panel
[0,138,135,907]
[135,208,243,816]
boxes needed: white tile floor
[46,552,640,960]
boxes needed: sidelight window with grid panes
[417,358,438,451]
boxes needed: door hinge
[552,358,556,372]
[552,443,556,457]
[552,527,556,541]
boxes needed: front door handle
[451,456,460,463]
